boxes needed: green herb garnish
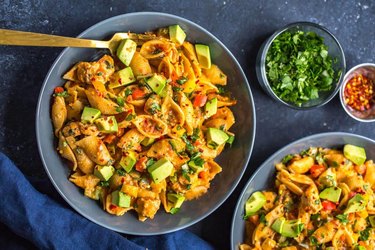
[266,30,340,106]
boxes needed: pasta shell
[65,136,95,174]
[135,197,161,220]
[180,54,197,93]
[85,86,120,115]
[117,128,145,151]
[161,95,185,127]
[311,220,339,244]
[57,132,77,170]
[66,98,85,121]
[75,135,113,166]
[177,92,195,135]
[202,64,227,85]
[144,94,162,115]
[132,115,168,139]
[69,172,100,189]
[51,96,67,136]
[140,40,172,60]
[147,139,189,168]
[182,42,201,77]
[203,107,235,131]
[129,51,152,77]
[158,57,174,79]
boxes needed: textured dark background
[0,0,374,249]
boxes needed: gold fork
[0,29,157,55]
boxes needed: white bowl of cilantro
[256,22,346,109]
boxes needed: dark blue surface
[0,1,374,249]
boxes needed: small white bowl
[340,63,375,122]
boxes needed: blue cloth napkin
[0,152,214,250]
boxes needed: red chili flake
[109,204,117,210]
[344,74,374,111]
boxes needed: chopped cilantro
[116,169,126,176]
[124,88,133,97]
[125,113,136,121]
[116,97,125,107]
[191,128,200,143]
[281,154,294,164]
[226,135,235,146]
[148,103,161,115]
[116,106,124,113]
[359,228,370,241]
[172,86,183,92]
[266,30,340,106]
[181,134,195,153]
[217,86,226,94]
[99,181,109,187]
[336,214,348,224]
[181,169,191,182]
[259,213,267,225]
[309,236,318,246]
[54,91,69,97]
[176,76,188,85]
[146,158,156,168]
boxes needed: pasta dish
[240,145,375,249]
[51,25,236,221]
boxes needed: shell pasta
[240,146,375,249]
[51,25,236,221]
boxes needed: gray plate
[231,132,375,249]
[36,12,256,235]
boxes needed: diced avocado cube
[169,24,186,45]
[116,39,137,66]
[281,219,304,238]
[81,106,101,124]
[369,215,375,228]
[94,165,115,181]
[206,128,229,149]
[204,97,217,118]
[111,190,131,208]
[95,116,118,133]
[195,44,211,69]
[319,187,341,203]
[343,144,366,166]
[119,151,137,173]
[271,217,285,234]
[167,193,185,209]
[146,74,166,95]
[245,191,266,217]
[147,157,173,183]
[188,160,203,172]
[141,137,155,146]
[109,67,136,89]
[344,194,367,214]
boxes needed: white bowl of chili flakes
[340,63,375,122]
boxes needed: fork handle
[0,29,108,49]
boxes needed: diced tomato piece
[132,88,146,100]
[198,171,207,179]
[349,191,357,199]
[322,200,336,211]
[310,164,326,178]
[193,94,207,107]
[135,156,148,172]
[54,86,64,93]
[247,214,259,225]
